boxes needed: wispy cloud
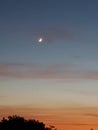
[84,113,98,118]
[57,123,90,126]
[32,27,74,43]
[0,63,98,80]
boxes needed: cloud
[51,122,93,126]
[62,123,89,126]
[84,113,98,118]
[0,96,7,99]
[0,63,98,80]
[32,27,74,43]
[0,63,69,79]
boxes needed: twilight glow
[0,1,98,130]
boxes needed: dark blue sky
[0,0,98,70]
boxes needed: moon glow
[38,38,43,43]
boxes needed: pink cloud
[32,27,75,43]
[0,63,98,80]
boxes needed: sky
[0,0,98,130]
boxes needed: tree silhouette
[0,115,52,130]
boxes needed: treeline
[0,115,52,130]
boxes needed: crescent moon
[38,38,43,43]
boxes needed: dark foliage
[0,115,51,130]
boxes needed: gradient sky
[0,0,98,130]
